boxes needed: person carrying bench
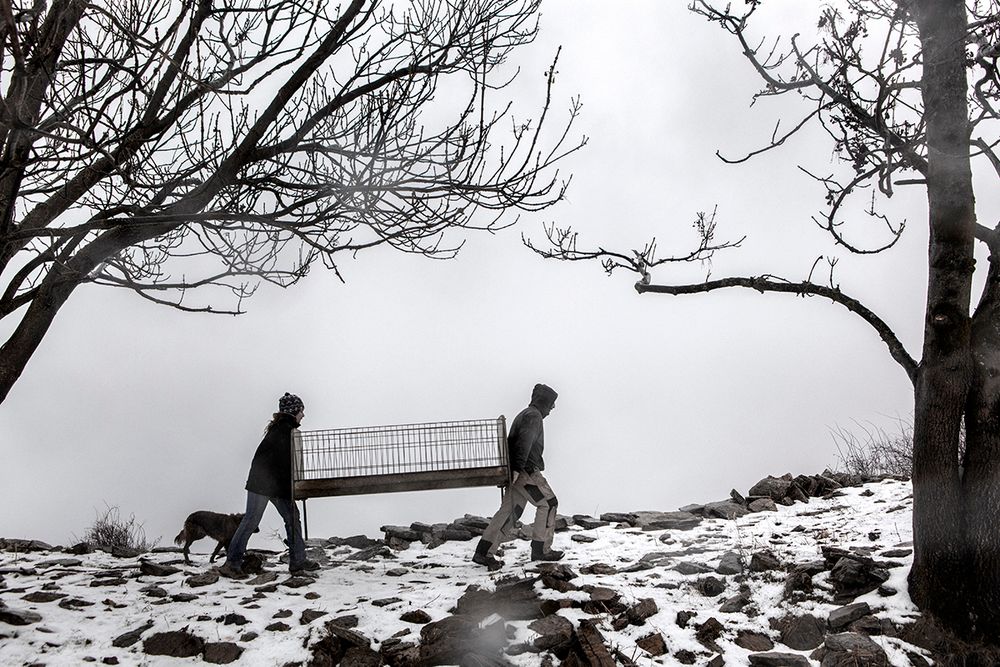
[472,383,564,570]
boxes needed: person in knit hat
[473,383,564,570]
[218,393,319,578]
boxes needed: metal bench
[292,417,510,536]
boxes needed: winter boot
[531,540,564,562]
[217,562,248,579]
[472,539,504,571]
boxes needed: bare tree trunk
[908,0,978,636]
[965,248,1000,639]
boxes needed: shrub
[79,504,159,552]
[831,418,914,477]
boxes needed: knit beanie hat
[530,383,558,407]
[278,392,305,415]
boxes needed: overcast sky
[3,1,981,549]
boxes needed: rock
[247,572,278,586]
[716,551,744,575]
[541,576,576,593]
[636,632,667,656]
[736,630,775,651]
[341,645,382,666]
[329,614,359,629]
[783,571,813,599]
[219,613,249,626]
[441,528,475,541]
[203,642,243,664]
[818,632,889,666]
[59,597,95,609]
[748,498,778,513]
[34,558,83,569]
[400,609,431,624]
[0,538,54,552]
[90,576,127,587]
[455,514,490,530]
[750,551,782,572]
[829,557,890,602]
[266,621,291,632]
[749,652,812,667]
[580,563,618,575]
[828,602,871,630]
[573,515,610,529]
[140,561,180,577]
[65,542,94,555]
[695,617,724,650]
[185,572,219,588]
[568,618,617,666]
[0,606,42,625]
[676,610,695,628]
[409,522,434,534]
[632,511,702,531]
[675,649,698,664]
[420,614,507,665]
[143,629,204,658]
[21,591,66,603]
[674,561,713,575]
[777,613,826,651]
[748,476,793,501]
[719,591,751,613]
[626,598,658,625]
[385,568,408,577]
[111,621,153,648]
[325,621,371,648]
[347,545,395,561]
[624,551,673,572]
[588,586,619,603]
[695,576,726,597]
[300,609,327,625]
[571,534,597,543]
[880,548,912,558]
[381,525,420,542]
[371,597,403,608]
[529,614,573,651]
[108,545,142,559]
[171,593,198,602]
[787,483,809,503]
[600,512,638,524]
[456,578,544,622]
[703,501,749,520]
[330,535,381,550]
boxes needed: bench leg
[300,499,309,541]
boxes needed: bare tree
[0,0,584,402]
[531,0,1000,642]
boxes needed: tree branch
[636,275,918,384]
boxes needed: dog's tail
[174,527,187,546]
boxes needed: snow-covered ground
[0,478,924,666]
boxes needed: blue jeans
[225,491,307,570]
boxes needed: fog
[1,1,946,550]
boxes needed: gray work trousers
[481,471,558,555]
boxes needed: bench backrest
[292,416,509,498]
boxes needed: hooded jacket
[507,405,545,473]
[245,412,299,500]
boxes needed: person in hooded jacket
[472,383,564,570]
[218,392,320,578]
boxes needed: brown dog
[173,511,257,564]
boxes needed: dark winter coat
[245,413,299,500]
[507,406,545,473]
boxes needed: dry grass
[78,504,158,552]
[831,418,914,477]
